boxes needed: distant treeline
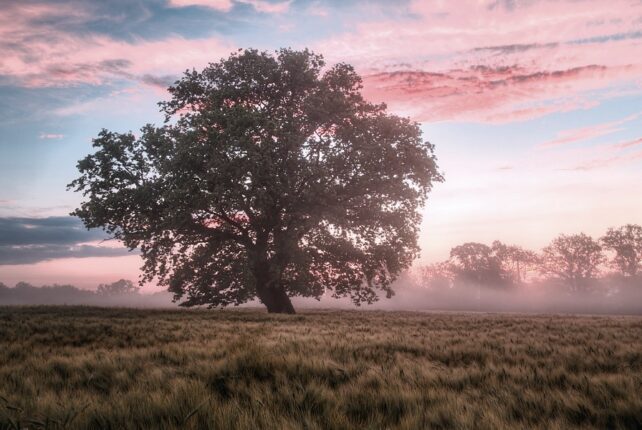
[416,224,642,293]
[395,224,642,314]
[2,224,641,313]
[0,279,174,307]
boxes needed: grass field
[1,307,641,429]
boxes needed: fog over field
[3,275,641,315]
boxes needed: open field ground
[1,307,641,429]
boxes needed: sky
[0,0,641,289]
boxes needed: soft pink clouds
[4,0,641,124]
[0,3,234,88]
[306,2,329,17]
[316,0,642,122]
[1,33,233,88]
[167,0,292,14]
[167,0,233,11]
[540,112,641,148]
[566,148,642,171]
[612,137,642,150]
[361,64,635,123]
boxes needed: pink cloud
[316,0,642,122]
[360,64,635,122]
[306,2,329,17]
[0,4,234,88]
[566,149,642,171]
[1,33,234,88]
[612,137,642,150]
[2,0,642,125]
[167,0,233,11]
[539,112,641,148]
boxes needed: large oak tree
[69,49,442,313]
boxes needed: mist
[0,282,176,308]
[4,275,641,315]
[291,273,642,315]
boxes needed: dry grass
[1,306,641,429]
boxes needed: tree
[97,279,140,296]
[491,240,538,284]
[449,242,508,288]
[68,49,443,314]
[540,233,605,292]
[417,261,454,290]
[601,224,642,277]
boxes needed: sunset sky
[1,0,641,289]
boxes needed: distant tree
[68,48,443,313]
[449,242,508,288]
[491,241,538,284]
[96,279,140,296]
[418,261,454,290]
[540,233,605,292]
[601,224,642,277]
[1,282,95,305]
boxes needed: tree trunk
[261,285,296,314]
[253,260,296,314]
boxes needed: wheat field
[1,306,641,429]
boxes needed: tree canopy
[540,233,604,292]
[601,224,642,277]
[69,48,443,313]
[97,279,140,296]
[449,242,506,288]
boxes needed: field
[1,307,641,429]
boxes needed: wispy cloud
[317,0,642,122]
[361,64,630,122]
[4,0,642,125]
[540,112,640,148]
[167,0,233,12]
[565,149,642,171]
[39,133,64,140]
[612,137,642,150]
[0,3,233,88]
[0,244,132,265]
[167,0,290,13]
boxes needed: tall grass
[1,307,641,429]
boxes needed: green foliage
[1,307,641,429]
[68,49,443,312]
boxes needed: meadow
[1,307,641,429]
